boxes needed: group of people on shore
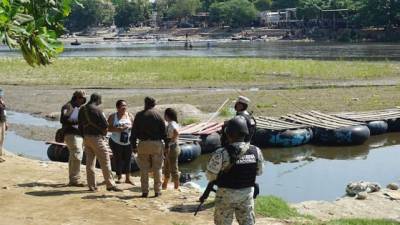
[61,90,264,224]
[61,91,181,196]
[0,87,264,225]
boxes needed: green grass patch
[325,219,400,225]
[219,107,235,117]
[181,117,200,126]
[172,222,189,225]
[255,195,301,219]
[0,58,398,87]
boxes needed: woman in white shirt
[162,108,181,190]
[108,100,134,185]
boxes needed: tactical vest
[217,145,259,189]
[237,111,256,142]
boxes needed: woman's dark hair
[116,99,127,108]
[165,108,178,123]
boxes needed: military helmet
[224,116,249,138]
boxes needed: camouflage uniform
[206,142,264,225]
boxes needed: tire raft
[367,121,388,135]
[200,133,221,154]
[47,144,69,162]
[178,143,201,163]
[48,143,201,169]
[387,119,400,132]
[253,128,313,148]
[313,125,370,146]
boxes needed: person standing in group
[0,89,8,163]
[108,100,134,185]
[162,108,181,190]
[78,93,121,192]
[131,97,166,197]
[206,116,264,225]
[60,90,87,186]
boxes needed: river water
[4,111,400,202]
[180,133,400,202]
[1,41,400,60]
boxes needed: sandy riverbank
[0,151,294,225]
[2,150,400,225]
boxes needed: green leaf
[14,13,34,24]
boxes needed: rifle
[194,181,216,216]
[253,183,260,199]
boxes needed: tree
[357,0,400,29]
[297,0,358,20]
[230,0,258,27]
[209,1,233,25]
[209,0,258,27]
[297,0,324,20]
[271,0,298,9]
[0,0,76,66]
[167,0,201,21]
[66,0,115,32]
[155,0,175,18]
[114,0,151,27]
[253,0,272,11]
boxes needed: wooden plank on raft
[297,111,359,127]
[179,123,201,133]
[257,116,310,127]
[293,113,345,128]
[195,123,223,135]
[282,114,338,129]
[180,122,208,134]
[257,122,306,130]
[334,109,400,122]
[309,111,363,126]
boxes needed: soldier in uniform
[206,116,264,225]
[234,96,256,143]
[220,96,256,147]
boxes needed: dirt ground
[0,152,291,225]
[294,191,400,222]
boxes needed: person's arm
[256,147,264,176]
[98,111,109,130]
[107,113,122,132]
[60,104,76,126]
[171,122,179,142]
[206,150,223,182]
[157,112,167,146]
[78,107,84,136]
[130,113,139,150]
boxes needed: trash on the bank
[346,181,381,196]
[387,183,399,190]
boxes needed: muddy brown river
[4,111,400,203]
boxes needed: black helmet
[224,116,249,138]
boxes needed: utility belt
[217,182,260,199]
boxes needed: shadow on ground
[82,194,146,200]
[25,190,91,197]
[169,201,215,214]
[18,182,67,188]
